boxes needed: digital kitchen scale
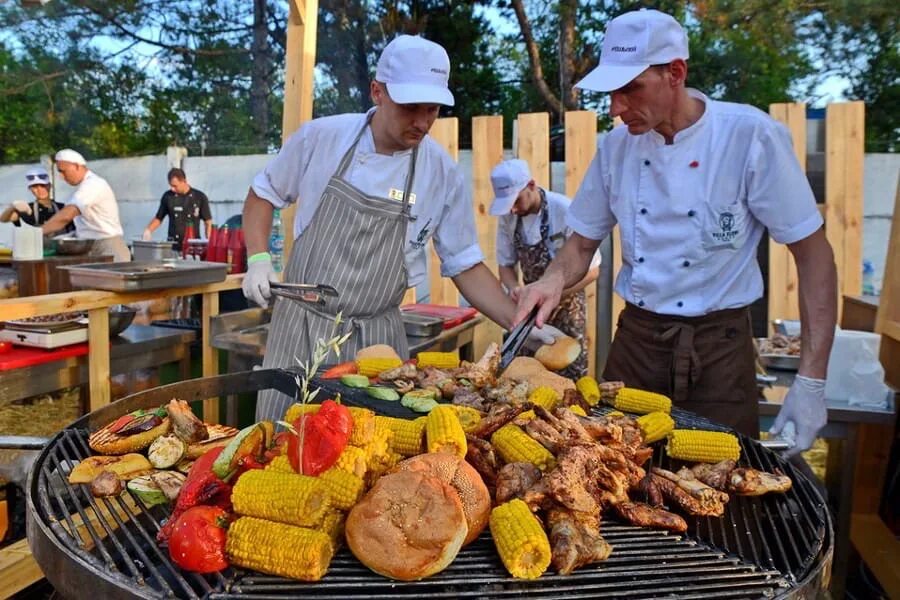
[0,323,88,349]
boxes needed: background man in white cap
[490,158,599,378]
[41,149,130,261]
[0,167,74,234]
[514,9,837,455]
[242,34,563,421]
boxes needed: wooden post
[609,117,625,332]
[426,117,461,306]
[825,101,865,321]
[564,110,598,376]
[471,116,504,358]
[875,179,900,388]
[516,113,550,188]
[202,291,221,423]
[280,0,319,268]
[87,307,110,412]
[768,102,807,330]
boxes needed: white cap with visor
[376,35,455,106]
[25,167,50,186]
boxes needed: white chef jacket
[568,89,822,316]
[496,189,601,270]
[66,171,124,239]
[252,109,484,287]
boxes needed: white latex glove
[769,375,827,458]
[141,228,153,241]
[12,200,32,215]
[242,256,277,308]
[523,323,565,351]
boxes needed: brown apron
[515,190,588,379]
[603,302,759,437]
[256,115,417,422]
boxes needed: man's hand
[523,323,565,351]
[141,228,153,241]
[769,375,827,457]
[242,254,277,308]
[12,201,32,215]
[512,272,564,329]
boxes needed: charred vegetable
[148,435,186,469]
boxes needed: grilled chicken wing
[166,399,208,444]
[615,501,688,533]
[728,468,792,496]
[495,462,542,504]
[379,362,418,381]
[470,403,529,439]
[687,459,736,490]
[546,506,612,574]
[465,434,499,486]
[648,469,728,517]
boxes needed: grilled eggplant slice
[127,475,168,506]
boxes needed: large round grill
[26,369,832,599]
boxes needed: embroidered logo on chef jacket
[389,188,416,205]
[409,218,432,250]
[712,211,738,243]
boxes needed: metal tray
[61,260,228,291]
[401,312,444,337]
[3,311,86,331]
[759,353,801,371]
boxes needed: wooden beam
[202,290,221,423]
[564,110,598,376]
[280,0,319,269]
[427,118,460,306]
[768,103,806,330]
[875,179,900,387]
[850,513,900,599]
[87,306,110,411]
[471,115,504,358]
[516,113,550,189]
[0,538,44,598]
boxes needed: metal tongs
[270,282,339,306]
[499,305,539,371]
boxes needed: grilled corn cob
[347,406,376,446]
[528,386,559,411]
[319,510,346,551]
[613,387,672,414]
[489,499,551,579]
[515,409,536,423]
[416,351,460,369]
[567,405,587,417]
[575,376,601,406]
[319,467,365,510]
[374,415,426,456]
[232,470,331,527]
[226,516,334,581]
[491,424,556,471]
[265,454,295,473]
[666,429,741,463]
[283,402,321,423]
[356,357,403,377]
[333,444,368,478]
[636,411,675,443]
[449,405,483,433]
[426,405,467,457]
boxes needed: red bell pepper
[287,400,352,475]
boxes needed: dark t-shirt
[13,201,75,234]
[155,188,212,246]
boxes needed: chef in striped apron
[242,35,564,421]
[513,10,836,455]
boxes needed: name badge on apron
[388,188,416,204]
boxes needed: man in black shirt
[142,168,212,250]
[0,168,75,234]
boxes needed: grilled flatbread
[185,423,239,459]
[89,417,171,455]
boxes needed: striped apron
[256,117,417,421]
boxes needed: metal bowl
[53,237,94,255]
[107,305,137,336]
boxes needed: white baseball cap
[25,167,50,186]
[489,159,532,216]
[576,9,689,92]
[54,148,87,166]
[376,35,455,106]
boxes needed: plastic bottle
[862,260,876,296]
[269,209,285,273]
[227,226,245,274]
[215,225,230,263]
[207,225,219,262]
[182,219,196,259]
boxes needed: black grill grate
[30,406,829,599]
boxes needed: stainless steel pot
[53,237,93,255]
[131,240,177,261]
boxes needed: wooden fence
[413,100,865,376]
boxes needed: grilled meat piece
[90,471,123,497]
[647,472,712,516]
[545,445,631,513]
[573,414,624,445]
[522,476,552,512]
[470,403,529,439]
[465,434,499,486]
[536,407,595,446]
[652,467,730,511]
[524,417,566,453]
[546,506,612,574]
[647,469,728,517]
[379,362,418,381]
[728,468,792,496]
[417,367,457,398]
[495,462,542,504]
[484,379,532,405]
[453,344,499,388]
[560,388,589,411]
[167,399,208,444]
[393,380,416,394]
[638,472,665,507]
[452,387,487,412]
[615,501,687,533]
[687,459,736,490]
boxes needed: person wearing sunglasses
[0,168,74,234]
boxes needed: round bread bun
[354,344,401,362]
[499,356,575,397]
[534,335,581,371]
[89,417,171,455]
[345,470,467,580]
[392,453,490,545]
